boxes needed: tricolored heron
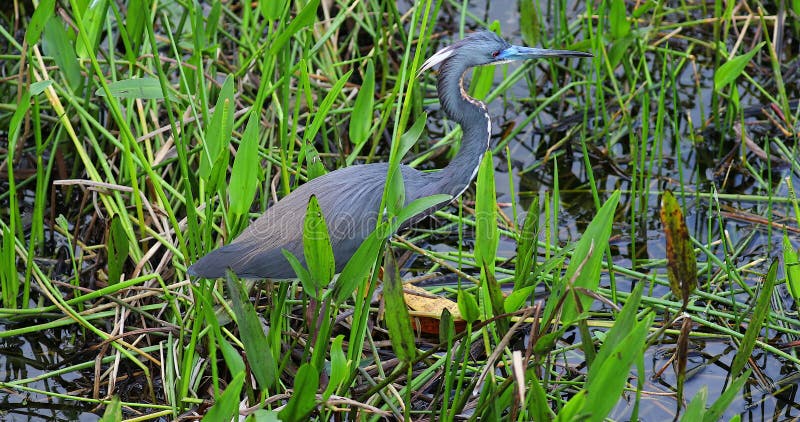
[188,31,590,279]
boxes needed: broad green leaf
[95,78,166,100]
[282,249,313,290]
[269,0,320,55]
[204,372,245,421]
[98,396,121,422]
[396,113,428,162]
[42,18,81,90]
[558,190,620,323]
[106,215,129,285]
[703,369,750,422]
[303,144,327,181]
[439,308,455,344]
[278,363,319,421]
[303,69,353,143]
[514,196,539,289]
[504,285,535,313]
[322,335,348,399]
[526,371,553,421]
[75,0,109,59]
[554,390,587,422]
[609,0,630,39]
[681,387,707,422]
[475,152,503,321]
[349,60,375,146]
[393,194,452,231]
[218,336,245,377]
[475,151,498,277]
[332,223,389,304]
[225,271,276,390]
[386,165,405,217]
[30,80,53,95]
[585,285,652,422]
[260,0,287,19]
[660,190,697,303]
[518,0,540,46]
[457,288,480,324]
[303,195,335,298]
[200,75,235,181]
[1,226,18,308]
[249,410,282,422]
[714,42,765,92]
[25,0,55,45]
[229,113,262,220]
[729,260,778,377]
[382,248,417,363]
[782,233,800,302]
[125,0,147,55]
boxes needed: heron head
[419,31,591,74]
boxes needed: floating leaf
[660,190,697,304]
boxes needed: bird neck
[436,61,492,195]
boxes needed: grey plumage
[187,31,590,279]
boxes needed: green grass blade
[555,190,621,323]
[229,113,263,222]
[729,260,778,377]
[783,233,800,303]
[382,248,417,363]
[24,0,55,46]
[225,271,277,390]
[278,363,319,421]
[349,59,375,146]
[303,195,335,298]
[203,372,245,421]
[200,74,235,182]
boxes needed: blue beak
[497,45,592,61]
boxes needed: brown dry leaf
[404,284,463,321]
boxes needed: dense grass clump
[0,0,798,420]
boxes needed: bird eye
[491,50,500,58]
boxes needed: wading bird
[188,31,590,279]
